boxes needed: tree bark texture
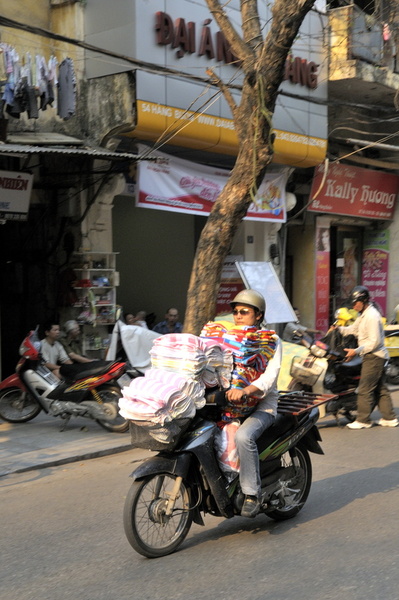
[184,0,316,334]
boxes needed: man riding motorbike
[330,285,398,429]
[224,289,282,517]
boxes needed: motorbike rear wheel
[385,360,399,385]
[0,387,42,422]
[94,385,129,433]
[267,443,312,521]
[123,473,193,558]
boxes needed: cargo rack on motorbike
[277,391,338,416]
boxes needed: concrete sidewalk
[2,387,398,478]
[0,412,151,478]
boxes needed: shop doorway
[330,226,363,315]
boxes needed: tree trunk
[184,0,316,334]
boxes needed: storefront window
[333,228,362,311]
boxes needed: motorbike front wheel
[123,473,193,558]
[267,443,312,521]
[0,387,42,422]
[93,385,129,433]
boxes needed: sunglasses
[233,309,252,315]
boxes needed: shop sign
[134,98,327,168]
[137,146,289,222]
[0,170,33,221]
[155,12,319,89]
[309,163,399,220]
[315,218,331,332]
[216,255,245,316]
[361,230,389,316]
[85,0,328,165]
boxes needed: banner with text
[0,170,34,221]
[309,163,399,221]
[315,217,331,332]
[216,255,245,316]
[137,147,289,222]
[362,229,389,316]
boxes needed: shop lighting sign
[0,170,33,221]
[309,163,399,220]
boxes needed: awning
[0,144,140,162]
[0,132,141,162]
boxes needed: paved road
[2,387,398,477]
[1,399,399,600]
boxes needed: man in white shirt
[334,286,398,429]
[41,321,72,379]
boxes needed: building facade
[82,0,328,330]
[286,0,399,331]
[2,0,399,377]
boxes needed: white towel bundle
[118,369,205,425]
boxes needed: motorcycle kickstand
[334,413,345,428]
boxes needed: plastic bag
[214,420,241,479]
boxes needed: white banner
[0,170,34,221]
[137,147,289,222]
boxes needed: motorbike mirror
[292,329,312,348]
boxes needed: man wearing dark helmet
[333,285,398,429]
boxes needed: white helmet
[230,289,266,314]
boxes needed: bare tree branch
[241,0,263,52]
[205,0,255,64]
[206,68,245,138]
[184,0,317,334]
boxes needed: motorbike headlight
[310,342,327,358]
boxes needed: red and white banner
[216,255,245,316]
[314,218,331,333]
[309,163,399,221]
[137,148,289,222]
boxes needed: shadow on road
[183,460,399,551]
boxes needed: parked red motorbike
[0,328,130,432]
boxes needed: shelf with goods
[80,323,112,359]
[71,252,119,357]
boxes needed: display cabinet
[70,252,119,357]
[72,252,119,325]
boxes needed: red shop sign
[309,163,399,220]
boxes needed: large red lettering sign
[155,12,318,89]
[155,12,237,63]
[309,163,399,220]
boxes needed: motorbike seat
[60,360,122,382]
[334,355,362,376]
[256,413,296,449]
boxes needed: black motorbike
[384,326,399,386]
[288,328,361,424]
[123,391,333,558]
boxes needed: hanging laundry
[48,55,58,110]
[0,46,7,83]
[2,47,21,118]
[36,54,52,110]
[57,57,76,120]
